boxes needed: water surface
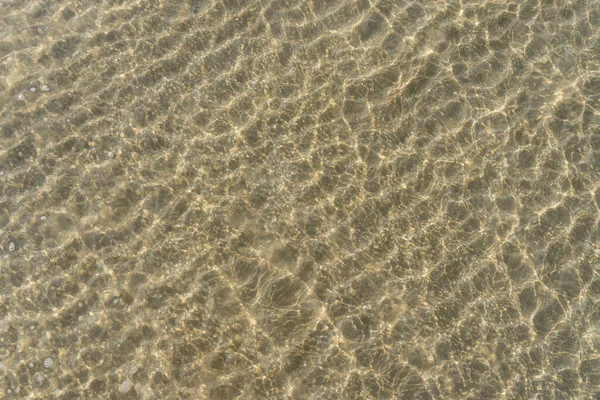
[1,0,600,398]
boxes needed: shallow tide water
[1,0,600,399]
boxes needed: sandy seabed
[1,0,600,399]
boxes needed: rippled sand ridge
[2,0,600,398]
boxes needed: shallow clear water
[1,0,600,399]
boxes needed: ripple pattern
[1,0,600,399]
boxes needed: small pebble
[7,389,11,394]
[34,372,44,383]
[41,85,49,92]
[107,151,115,158]
[29,362,34,368]
[40,215,47,221]
[119,379,132,393]
[17,93,24,100]
[8,242,15,252]
[43,357,53,369]
[30,87,36,92]
[30,325,35,331]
